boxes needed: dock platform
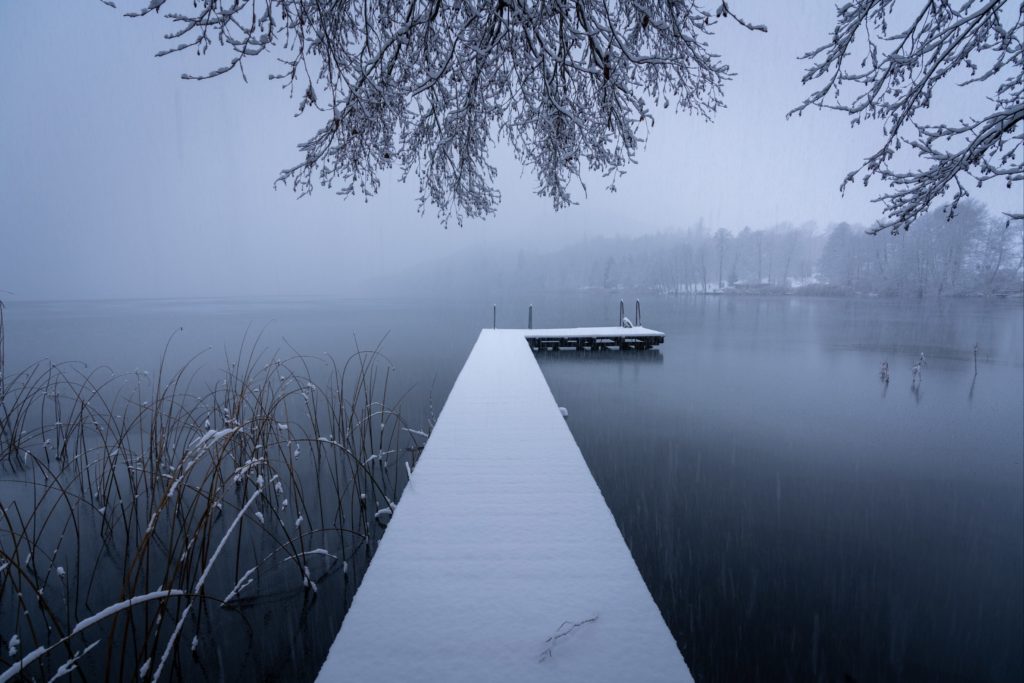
[316,328,689,683]
[524,325,665,351]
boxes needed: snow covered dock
[316,328,690,683]
[524,325,665,351]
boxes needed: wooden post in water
[528,304,533,330]
[493,304,497,330]
[635,300,641,327]
[619,300,625,327]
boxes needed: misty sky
[0,1,1019,301]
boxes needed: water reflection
[537,296,1023,683]
[533,348,665,364]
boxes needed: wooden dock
[315,328,689,682]
[524,325,665,351]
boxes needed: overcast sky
[0,1,1018,301]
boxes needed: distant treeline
[506,201,1023,298]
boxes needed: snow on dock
[316,328,690,683]
[524,325,665,351]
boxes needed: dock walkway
[316,328,690,682]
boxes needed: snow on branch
[790,0,1023,235]
[127,0,765,224]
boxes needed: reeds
[0,311,426,681]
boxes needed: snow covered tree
[973,213,1022,293]
[121,1,1020,234]
[791,1,1023,235]
[815,201,1024,296]
[124,0,763,224]
[713,227,730,288]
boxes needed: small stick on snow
[538,615,599,662]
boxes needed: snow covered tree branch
[791,0,1023,235]
[122,1,763,224]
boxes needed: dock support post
[635,300,641,327]
[528,304,533,330]
[619,300,625,327]
[493,304,496,330]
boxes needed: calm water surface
[4,294,1022,682]
[538,296,1023,683]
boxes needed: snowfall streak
[316,328,690,683]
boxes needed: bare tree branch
[791,0,1023,235]
[126,1,765,224]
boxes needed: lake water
[3,293,1022,682]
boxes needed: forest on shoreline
[428,201,1024,300]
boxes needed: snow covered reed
[0,318,427,681]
